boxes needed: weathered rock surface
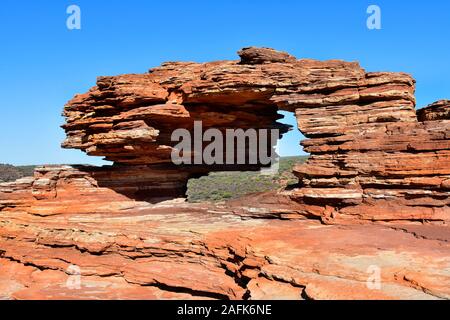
[0,201,449,300]
[0,47,449,300]
[59,47,450,223]
[292,118,450,223]
[417,100,450,121]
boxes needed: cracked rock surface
[0,202,448,300]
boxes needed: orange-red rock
[0,203,448,300]
[417,100,450,121]
[0,47,449,300]
[58,47,450,223]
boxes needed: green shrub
[187,156,307,202]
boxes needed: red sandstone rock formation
[0,47,449,300]
[59,46,449,223]
[417,100,450,121]
[0,199,449,300]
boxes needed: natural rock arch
[59,47,450,223]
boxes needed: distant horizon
[1,1,449,165]
[0,154,310,168]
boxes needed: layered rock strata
[59,47,450,223]
[0,165,192,216]
[0,47,449,300]
[417,100,450,121]
[0,201,449,300]
[291,102,450,223]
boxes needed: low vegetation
[0,164,35,182]
[187,156,307,202]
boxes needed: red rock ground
[0,199,448,300]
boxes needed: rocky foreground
[0,48,449,299]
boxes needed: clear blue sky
[1,0,449,165]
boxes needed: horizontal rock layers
[417,100,450,121]
[0,202,449,300]
[291,101,450,224]
[59,47,450,223]
[0,165,193,216]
